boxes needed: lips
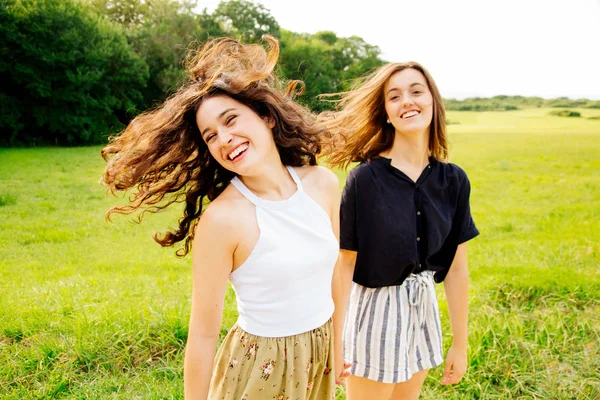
[227,142,249,161]
[401,110,420,119]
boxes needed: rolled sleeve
[457,174,479,244]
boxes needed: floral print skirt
[209,319,335,400]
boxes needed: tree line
[444,96,600,112]
[1,0,597,146]
[0,0,384,146]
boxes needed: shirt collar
[373,155,438,167]
[373,155,438,183]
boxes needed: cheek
[206,143,222,161]
[416,95,434,118]
[423,105,434,125]
[384,100,395,117]
[255,124,276,147]
[421,93,434,107]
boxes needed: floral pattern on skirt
[209,319,335,400]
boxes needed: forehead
[197,95,240,119]
[384,68,428,91]
[196,95,244,130]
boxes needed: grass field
[1,108,599,399]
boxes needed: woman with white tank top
[102,36,347,400]
[193,97,342,399]
[184,39,346,400]
[205,166,340,399]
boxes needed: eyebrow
[200,108,237,138]
[386,82,426,95]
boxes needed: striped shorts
[343,271,444,383]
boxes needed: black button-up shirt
[340,156,479,288]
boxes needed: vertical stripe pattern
[342,271,444,383]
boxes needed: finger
[344,362,352,369]
[441,366,453,385]
[336,374,350,385]
[442,374,463,385]
[448,376,461,385]
[443,361,453,379]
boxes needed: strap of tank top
[286,166,304,191]
[230,176,262,206]
[230,166,302,207]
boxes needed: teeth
[402,111,419,119]
[228,143,248,160]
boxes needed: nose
[401,94,415,107]
[216,128,234,147]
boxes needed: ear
[263,115,276,129]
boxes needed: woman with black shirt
[325,62,479,399]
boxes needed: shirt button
[419,263,422,268]
[415,184,420,190]
[417,211,421,215]
[416,237,421,241]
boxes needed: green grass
[443,107,600,135]
[1,108,599,399]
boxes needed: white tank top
[229,166,338,337]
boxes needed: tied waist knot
[406,271,435,350]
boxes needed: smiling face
[196,95,277,176]
[383,68,434,136]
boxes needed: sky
[198,0,600,100]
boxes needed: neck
[239,162,296,200]
[384,129,430,169]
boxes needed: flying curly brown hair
[101,35,322,256]
[319,62,448,170]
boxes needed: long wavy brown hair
[101,35,322,256]
[320,62,448,169]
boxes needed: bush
[548,110,581,117]
[584,101,600,109]
[0,0,148,146]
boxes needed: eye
[412,90,423,95]
[205,133,216,143]
[225,115,237,125]
[389,95,399,101]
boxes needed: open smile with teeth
[228,143,249,160]
[401,110,420,119]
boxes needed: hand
[441,345,467,385]
[334,353,352,385]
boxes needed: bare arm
[184,204,236,399]
[332,249,356,378]
[441,242,469,385]
[327,175,357,381]
[307,167,356,382]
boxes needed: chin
[398,124,426,134]
[229,159,258,177]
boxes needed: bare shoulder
[195,183,251,237]
[294,165,340,193]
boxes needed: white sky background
[197,0,600,100]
